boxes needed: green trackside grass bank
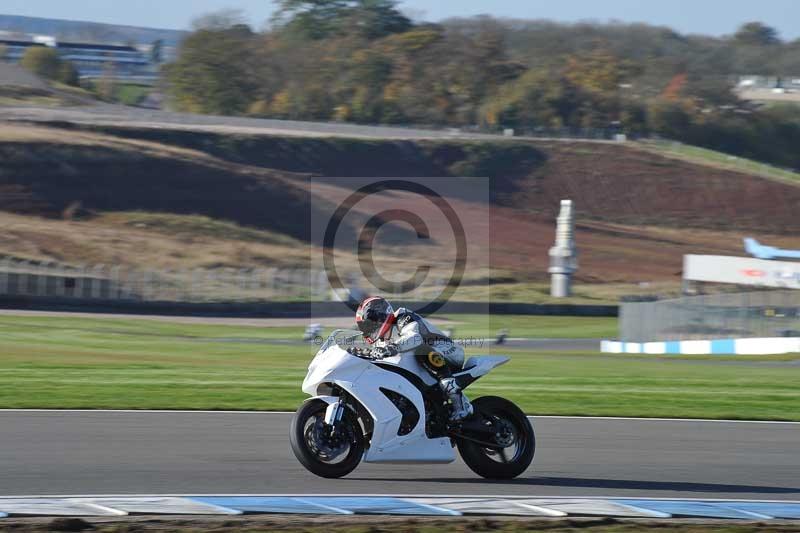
[0,315,798,420]
[449,314,618,339]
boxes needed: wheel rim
[302,411,354,465]
[480,411,526,464]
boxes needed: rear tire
[290,399,364,479]
[456,396,535,479]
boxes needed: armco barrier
[0,496,798,520]
[0,295,617,318]
[601,337,800,355]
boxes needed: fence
[0,258,454,304]
[619,290,800,342]
[0,258,334,303]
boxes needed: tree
[150,39,164,64]
[20,47,63,80]
[481,68,577,130]
[165,24,257,114]
[564,49,634,94]
[95,62,117,101]
[19,47,80,86]
[192,9,248,31]
[273,0,410,40]
[57,60,80,86]
[734,22,781,46]
[346,0,412,40]
[648,98,694,139]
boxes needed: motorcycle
[290,329,535,479]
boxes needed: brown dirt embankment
[2,122,800,285]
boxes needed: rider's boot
[440,377,474,422]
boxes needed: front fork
[323,394,346,435]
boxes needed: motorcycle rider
[355,296,473,421]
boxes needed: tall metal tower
[549,199,578,298]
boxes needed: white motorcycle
[290,330,535,479]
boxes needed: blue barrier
[602,337,800,355]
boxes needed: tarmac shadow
[351,476,800,494]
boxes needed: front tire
[289,399,364,479]
[456,396,535,479]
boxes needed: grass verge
[638,139,800,184]
[4,516,799,533]
[449,314,618,339]
[0,315,797,420]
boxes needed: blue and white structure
[56,41,152,81]
[0,39,46,63]
[744,238,800,261]
[0,496,798,520]
[601,337,800,355]
[0,36,155,83]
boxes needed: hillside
[0,124,312,241]
[56,123,800,234]
[1,121,799,294]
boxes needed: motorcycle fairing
[460,356,510,378]
[303,345,455,464]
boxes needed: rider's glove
[369,344,398,360]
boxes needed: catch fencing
[0,258,452,303]
[620,290,800,342]
[0,258,331,302]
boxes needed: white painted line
[0,496,797,520]
[0,409,797,425]
[399,500,462,516]
[73,497,242,516]
[74,503,128,517]
[612,502,672,518]
[0,499,126,517]
[2,495,799,504]
[519,499,672,519]
[510,501,567,517]
[717,507,774,520]
[293,498,354,515]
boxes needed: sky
[2,0,800,39]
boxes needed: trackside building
[0,36,155,83]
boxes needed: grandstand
[0,35,155,83]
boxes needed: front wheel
[289,399,364,479]
[456,396,535,479]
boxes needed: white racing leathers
[378,308,473,421]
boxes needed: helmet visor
[357,318,383,341]
[356,297,394,342]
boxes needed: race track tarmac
[0,411,797,499]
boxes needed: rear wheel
[289,399,364,479]
[456,396,535,479]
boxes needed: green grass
[0,315,798,420]
[640,139,800,184]
[114,84,151,106]
[446,314,618,339]
[100,211,304,246]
